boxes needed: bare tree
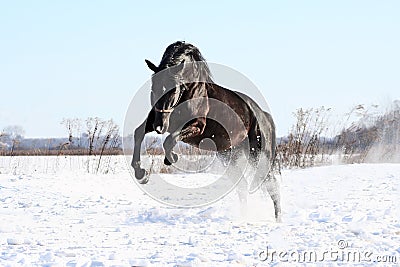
[86,117,101,156]
[2,125,25,156]
[276,107,331,168]
[0,130,6,156]
[96,119,120,173]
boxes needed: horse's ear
[145,59,158,72]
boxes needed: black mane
[158,41,213,82]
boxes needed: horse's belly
[181,119,248,151]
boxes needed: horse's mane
[159,41,213,83]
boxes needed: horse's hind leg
[218,149,248,215]
[261,173,282,222]
[237,174,248,216]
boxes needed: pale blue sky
[1,1,399,137]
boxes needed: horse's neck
[185,82,208,98]
[206,83,231,100]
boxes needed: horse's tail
[253,109,276,168]
[263,111,276,168]
[234,91,276,192]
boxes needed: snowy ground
[0,156,399,266]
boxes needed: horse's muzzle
[155,125,167,134]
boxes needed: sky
[0,1,399,138]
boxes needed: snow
[0,156,399,266]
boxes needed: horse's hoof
[135,168,149,184]
[164,158,172,165]
[164,153,178,165]
[135,168,146,179]
[137,174,149,184]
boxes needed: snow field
[0,156,399,266]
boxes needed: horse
[131,41,281,221]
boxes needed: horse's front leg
[163,132,180,165]
[131,117,153,183]
[163,118,206,165]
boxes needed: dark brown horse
[131,41,281,221]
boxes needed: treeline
[2,101,399,169]
[276,101,400,168]
[139,101,400,170]
[336,103,400,163]
[0,118,122,156]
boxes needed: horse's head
[145,41,212,134]
[145,59,186,134]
